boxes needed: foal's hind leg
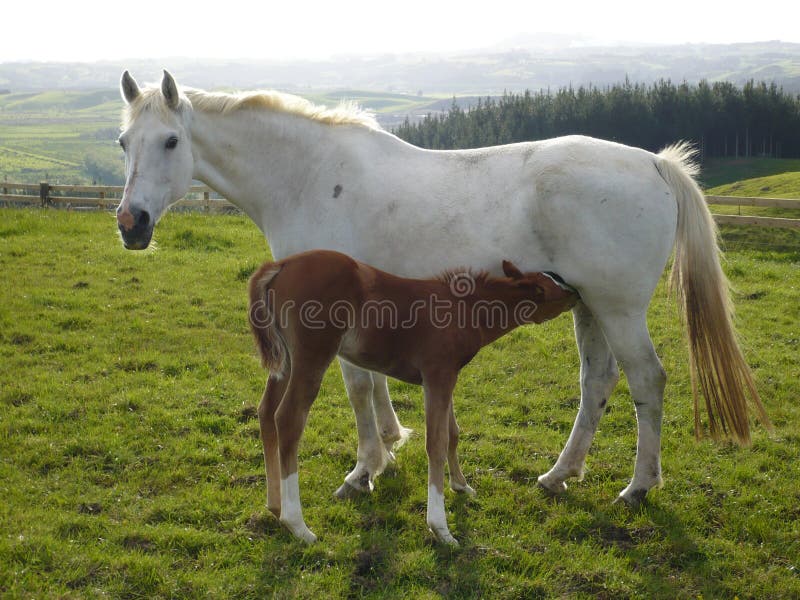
[276,351,337,543]
[447,404,475,496]
[538,302,620,494]
[258,373,289,517]
[596,311,666,505]
[335,360,391,499]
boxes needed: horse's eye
[118,138,126,151]
[165,136,179,149]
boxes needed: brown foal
[248,249,578,544]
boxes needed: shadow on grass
[542,488,711,597]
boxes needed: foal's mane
[123,85,380,130]
[435,268,494,290]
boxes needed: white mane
[123,85,380,130]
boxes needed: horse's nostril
[138,210,151,227]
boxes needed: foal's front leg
[447,404,475,496]
[423,372,459,546]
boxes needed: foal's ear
[161,70,181,110]
[502,260,524,280]
[120,71,141,104]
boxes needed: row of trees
[394,80,800,159]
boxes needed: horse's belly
[337,334,423,385]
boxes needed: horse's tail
[656,142,771,445]
[248,263,288,378]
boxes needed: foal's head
[500,260,579,322]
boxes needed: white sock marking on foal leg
[427,484,457,546]
[280,474,317,543]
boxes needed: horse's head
[117,70,194,249]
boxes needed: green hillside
[700,157,800,189]
[706,170,800,198]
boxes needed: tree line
[393,79,800,159]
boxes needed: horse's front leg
[371,372,413,458]
[423,371,459,546]
[335,359,391,498]
[538,302,620,494]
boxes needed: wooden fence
[0,182,236,212]
[1,182,799,229]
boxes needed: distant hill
[1,41,799,95]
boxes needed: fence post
[39,182,50,207]
[204,190,210,213]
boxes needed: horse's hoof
[452,483,477,497]
[334,480,369,500]
[281,519,318,544]
[537,474,567,495]
[430,527,459,547]
[614,488,648,508]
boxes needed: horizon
[1,0,799,63]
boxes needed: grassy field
[1,207,798,598]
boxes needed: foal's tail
[248,263,288,378]
[656,143,771,444]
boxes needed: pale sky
[1,0,797,62]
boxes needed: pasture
[1,209,798,598]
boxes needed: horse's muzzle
[117,206,153,250]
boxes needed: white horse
[117,70,769,529]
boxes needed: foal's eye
[165,136,179,149]
[118,139,126,151]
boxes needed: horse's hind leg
[258,373,289,517]
[372,372,412,456]
[335,360,391,498]
[447,404,475,496]
[596,311,666,505]
[538,302,620,494]
[276,353,334,543]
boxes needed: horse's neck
[469,285,528,346]
[189,109,335,240]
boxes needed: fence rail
[1,183,799,228]
[0,182,236,212]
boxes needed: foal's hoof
[537,474,567,496]
[334,481,369,500]
[614,488,648,508]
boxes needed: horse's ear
[502,260,524,280]
[161,70,180,110]
[120,71,141,104]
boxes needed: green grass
[1,207,798,598]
